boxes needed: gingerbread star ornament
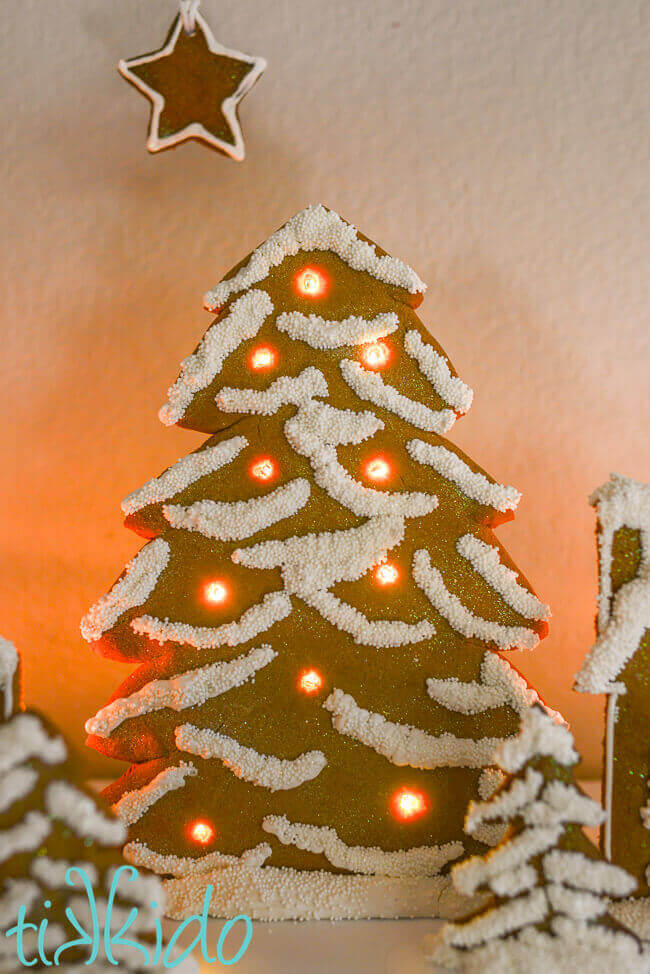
[118,1,266,160]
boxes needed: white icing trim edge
[277,311,399,348]
[112,763,197,825]
[404,330,473,413]
[407,440,521,512]
[204,205,426,311]
[340,359,455,434]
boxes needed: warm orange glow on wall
[361,342,391,370]
[189,820,215,845]
[294,266,328,298]
[392,788,428,821]
[203,580,229,606]
[363,456,392,483]
[374,562,399,586]
[298,669,323,694]
[249,345,277,371]
[250,457,277,482]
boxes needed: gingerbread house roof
[574,473,650,694]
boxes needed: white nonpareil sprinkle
[285,402,438,518]
[203,205,426,311]
[0,765,38,814]
[123,839,272,877]
[0,713,67,773]
[442,888,548,948]
[112,763,197,825]
[324,688,504,768]
[477,767,506,800]
[31,856,99,889]
[427,651,554,717]
[452,827,562,897]
[546,884,608,921]
[0,811,51,865]
[456,535,550,620]
[104,865,162,910]
[407,439,521,512]
[0,636,18,720]
[80,538,170,642]
[164,478,310,541]
[304,590,435,647]
[45,781,127,844]
[131,590,292,648]
[121,436,248,515]
[404,330,474,414]
[496,706,579,773]
[541,849,636,896]
[216,367,328,414]
[0,880,40,927]
[465,768,544,834]
[277,311,399,348]
[86,644,277,737]
[159,289,273,425]
[176,724,327,791]
[522,780,604,829]
[262,815,463,877]
[413,549,539,650]
[488,864,538,897]
[340,359,456,434]
[232,514,404,595]
[162,862,458,922]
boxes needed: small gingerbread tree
[82,205,551,920]
[0,638,196,972]
[425,706,642,972]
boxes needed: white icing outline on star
[118,12,266,160]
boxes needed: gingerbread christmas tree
[82,205,551,920]
[574,473,650,941]
[425,706,643,973]
[0,639,196,971]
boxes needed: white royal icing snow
[203,205,426,311]
[277,311,399,348]
[176,725,327,791]
[216,367,327,414]
[303,590,435,647]
[159,289,273,425]
[413,549,539,650]
[86,644,276,737]
[0,812,51,864]
[407,440,521,512]
[0,713,66,773]
[456,535,550,620]
[121,436,248,515]
[403,330,474,414]
[0,765,38,813]
[31,856,99,889]
[123,839,272,877]
[324,688,504,768]
[45,781,127,844]
[262,815,463,876]
[574,474,650,694]
[163,478,310,540]
[0,636,18,720]
[496,706,579,773]
[340,359,456,434]
[427,652,553,717]
[112,763,197,825]
[131,591,292,648]
[81,539,170,642]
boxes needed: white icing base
[609,896,650,942]
[161,865,482,922]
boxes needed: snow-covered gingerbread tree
[0,638,196,971]
[82,205,552,920]
[425,706,643,972]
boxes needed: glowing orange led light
[249,345,277,371]
[392,788,427,821]
[190,821,215,845]
[364,456,392,482]
[375,562,399,586]
[250,457,277,482]
[294,266,327,298]
[204,580,228,606]
[361,342,391,370]
[298,669,323,694]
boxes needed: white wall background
[1,0,648,775]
